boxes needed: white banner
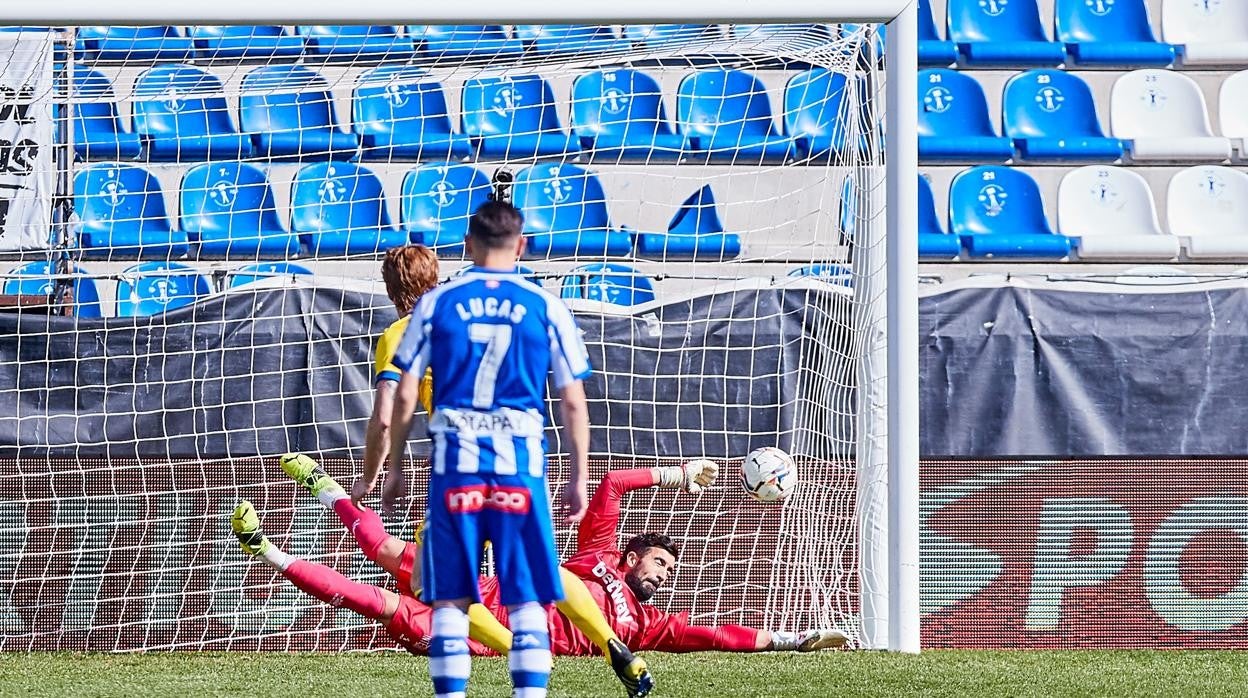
[0,31,53,251]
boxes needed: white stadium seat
[1166,165,1248,258]
[1218,69,1248,158]
[1162,0,1248,66]
[1058,166,1180,261]
[1110,70,1231,162]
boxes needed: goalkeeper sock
[282,560,386,619]
[555,568,618,658]
[333,498,390,562]
[467,602,512,656]
[507,602,551,698]
[430,606,471,698]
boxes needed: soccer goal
[0,3,917,653]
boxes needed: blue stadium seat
[296,25,412,57]
[189,26,305,59]
[570,69,686,161]
[676,69,800,164]
[947,0,1067,66]
[919,0,959,66]
[3,261,103,318]
[76,26,194,61]
[73,163,188,259]
[560,263,656,305]
[634,185,741,260]
[461,75,580,159]
[788,263,853,286]
[353,66,473,162]
[228,262,313,288]
[240,65,361,159]
[511,163,633,258]
[949,166,1072,259]
[131,64,252,161]
[1003,70,1124,162]
[919,176,961,259]
[69,67,142,161]
[784,69,869,158]
[918,69,1013,162]
[622,25,717,46]
[407,25,524,56]
[1055,0,1174,66]
[116,261,211,317]
[180,162,299,257]
[290,162,407,256]
[400,163,492,255]
[514,25,633,53]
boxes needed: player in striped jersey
[386,201,591,698]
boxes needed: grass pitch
[3,650,1247,697]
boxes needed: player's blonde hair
[382,245,439,316]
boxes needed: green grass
[2,651,1247,698]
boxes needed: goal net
[0,17,913,652]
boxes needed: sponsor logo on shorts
[445,485,532,515]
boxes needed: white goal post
[1,1,919,653]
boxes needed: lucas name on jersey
[454,296,528,324]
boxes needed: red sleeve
[576,469,655,554]
[635,605,761,652]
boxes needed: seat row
[72,64,865,165]
[70,160,739,260]
[920,164,1248,261]
[919,0,1247,67]
[921,68,1248,164]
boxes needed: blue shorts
[421,472,564,607]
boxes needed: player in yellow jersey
[340,247,653,697]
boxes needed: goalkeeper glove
[655,459,719,494]
[770,629,849,652]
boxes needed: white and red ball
[741,447,797,502]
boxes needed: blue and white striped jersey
[391,266,592,477]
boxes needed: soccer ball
[741,447,797,502]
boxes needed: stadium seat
[622,25,717,46]
[514,25,633,53]
[240,65,361,159]
[511,162,633,258]
[784,69,870,159]
[1166,166,1248,258]
[946,0,1066,66]
[72,163,188,259]
[461,75,580,159]
[296,25,412,57]
[1217,70,1248,158]
[1161,0,1248,66]
[1057,166,1180,260]
[189,26,305,59]
[788,263,853,286]
[400,163,492,255]
[918,70,1013,162]
[1002,70,1124,162]
[69,67,142,161]
[290,162,407,256]
[919,175,961,259]
[634,184,741,260]
[227,262,313,288]
[406,25,524,57]
[948,166,1072,259]
[76,26,194,61]
[1110,69,1231,162]
[918,0,958,67]
[1055,0,1175,66]
[559,263,656,305]
[570,69,686,162]
[2,261,103,318]
[353,66,473,162]
[131,64,252,161]
[676,69,801,164]
[180,162,299,257]
[116,261,211,317]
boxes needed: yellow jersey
[374,316,434,414]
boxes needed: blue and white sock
[507,602,552,698]
[429,606,471,698]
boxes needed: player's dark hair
[625,532,680,561]
[382,245,439,316]
[467,200,524,250]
